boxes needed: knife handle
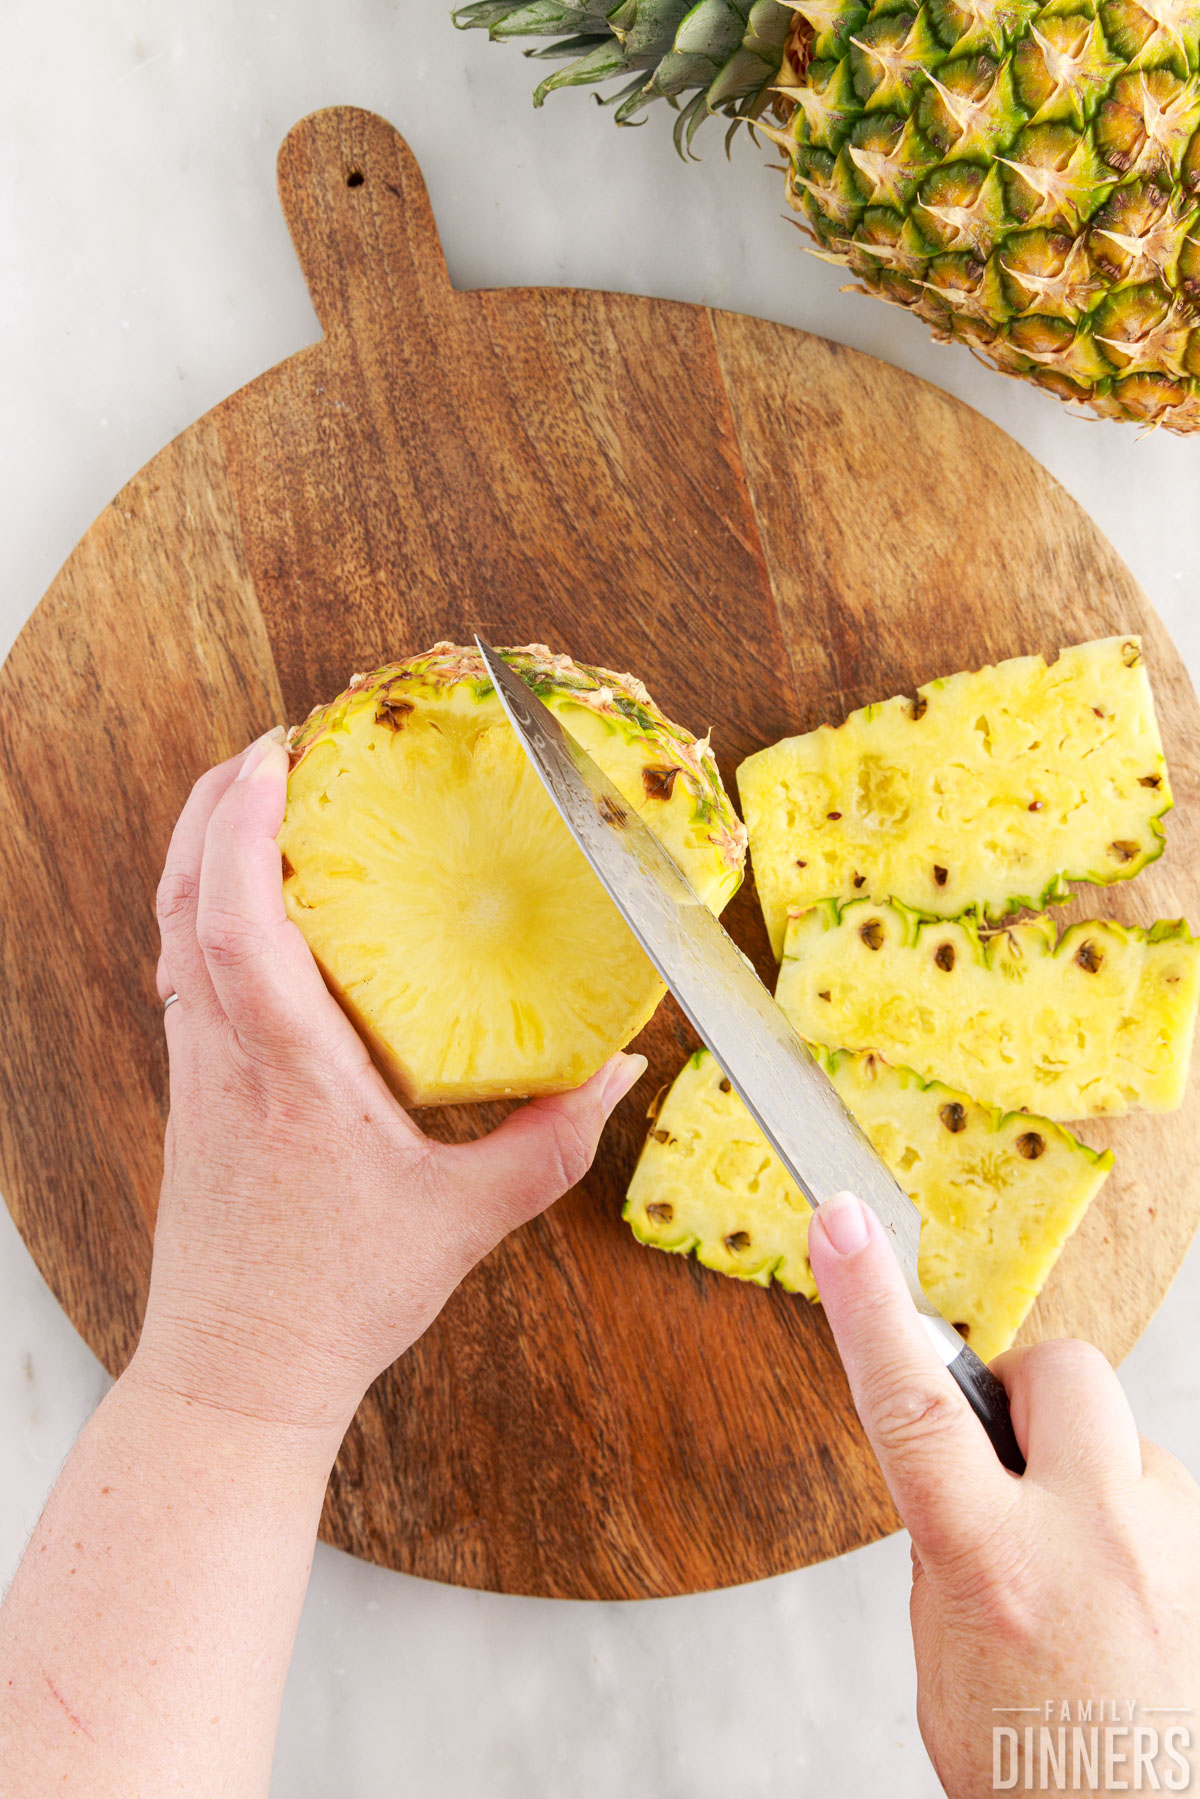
[947,1342,1026,1474]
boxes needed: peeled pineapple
[738,637,1171,958]
[279,643,745,1106]
[626,1048,1112,1363]
[778,898,1200,1119]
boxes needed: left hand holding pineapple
[139,726,646,1434]
[0,726,649,1799]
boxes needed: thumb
[436,1052,648,1249]
[808,1191,1017,1568]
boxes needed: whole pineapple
[456,0,1200,430]
[280,643,745,1106]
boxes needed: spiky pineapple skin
[775,0,1200,430]
[737,636,1171,957]
[458,0,1200,430]
[625,1045,1112,1360]
[778,897,1200,1116]
[282,642,746,1105]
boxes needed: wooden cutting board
[3,106,1199,1601]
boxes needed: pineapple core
[279,644,745,1107]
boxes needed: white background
[2,4,1199,1793]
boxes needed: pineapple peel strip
[737,636,1172,956]
[778,899,1200,1121]
[625,1045,1113,1364]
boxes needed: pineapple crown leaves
[455,0,799,152]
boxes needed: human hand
[808,1191,1200,1798]
[136,730,645,1446]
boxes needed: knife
[476,636,1024,1475]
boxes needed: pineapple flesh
[625,1046,1113,1363]
[737,637,1171,959]
[279,643,746,1106]
[778,898,1200,1119]
[457,0,1200,431]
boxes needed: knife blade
[476,635,1023,1475]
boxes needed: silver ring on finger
[163,992,180,1013]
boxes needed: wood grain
[1,106,1198,1598]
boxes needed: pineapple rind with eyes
[625,1045,1113,1362]
[737,636,1171,958]
[777,898,1200,1118]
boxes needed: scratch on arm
[42,1669,93,1740]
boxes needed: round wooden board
[2,107,1199,1601]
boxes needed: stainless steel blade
[475,636,931,1311]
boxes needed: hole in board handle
[346,169,365,188]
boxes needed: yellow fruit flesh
[625,1048,1112,1364]
[283,706,668,1104]
[778,901,1200,1120]
[737,637,1171,959]
[280,652,744,1107]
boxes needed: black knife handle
[947,1341,1025,1474]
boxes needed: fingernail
[236,730,289,782]
[600,1052,648,1110]
[815,1190,870,1256]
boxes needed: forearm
[0,1354,345,1798]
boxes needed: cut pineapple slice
[280,643,745,1106]
[778,899,1200,1120]
[737,637,1171,958]
[625,1047,1113,1364]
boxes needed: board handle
[277,108,455,342]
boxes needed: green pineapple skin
[778,899,1200,1119]
[625,1045,1113,1360]
[456,0,1200,430]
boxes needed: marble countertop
[3,4,1200,1794]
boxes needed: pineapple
[778,897,1200,1117]
[625,1045,1113,1361]
[279,642,745,1105]
[737,636,1170,958]
[455,0,796,141]
[456,0,1200,430]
